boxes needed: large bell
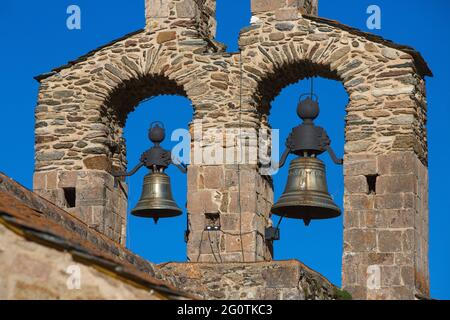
[271,157,341,225]
[131,171,182,222]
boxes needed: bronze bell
[131,171,182,223]
[271,157,340,226]
[112,121,187,224]
[271,89,343,226]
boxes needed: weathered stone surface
[36,151,65,161]
[32,0,430,300]
[83,156,111,170]
[251,0,285,13]
[146,0,169,18]
[159,260,341,300]
[177,0,198,18]
[157,31,177,44]
[275,8,298,21]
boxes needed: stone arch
[239,14,429,161]
[237,12,431,298]
[33,27,219,244]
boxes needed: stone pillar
[251,0,318,18]
[145,0,217,38]
[33,170,128,245]
[185,113,274,262]
[342,152,429,300]
[186,164,273,262]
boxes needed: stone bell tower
[33,0,431,299]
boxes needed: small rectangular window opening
[366,175,378,195]
[63,187,76,208]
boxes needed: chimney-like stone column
[251,0,318,19]
[146,0,217,38]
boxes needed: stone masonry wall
[146,0,217,39]
[158,260,341,300]
[33,0,430,299]
[251,0,318,17]
[343,152,429,299]
[0,223,163,300]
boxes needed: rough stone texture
[146,0,217,39]
[251,0,318,16]
[0,174,196,300]
[159,260,340,300]
[32,1,431,299]
[0,224,164,300]
[342,152,429,299]
[34,170,127,244]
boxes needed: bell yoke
[113,122,186,223]
[271,93,343,226]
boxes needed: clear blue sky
[0,0,448,299]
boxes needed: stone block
[251,0,285,13]
[377,174,417,194]
[58,171,78,188]
[344,176,369,194]
[343,285,367,300]
[380,266,402,286]
[374,194,405,210]
[187,165,201,192]
[377,230,402,253]
[220,214,240,231]
[389,286,415,300]
[187,190,221,214]
[77,186,106,206]
[343,210,360,228]
[203,166,224,189]
[368,253,394,265]
[384,209,415,228]
[402,229,414,252]
[146,0,170,18]
[225,233,255,253]
[176,0,198,18]
[344,194,373,211]
[344,229,376,252]
[45,171,58,190]
[394,252,414,265]
[275,8,298,20]
[344,154,377,176]
[262,265,299,288]
[157,31,177,44]
[401,266,415,287]
[228,191,257,214]
[83,155,111,171]
[33,172,46,190]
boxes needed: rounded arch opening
[104,75,193,263]
[268,75,348,287]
